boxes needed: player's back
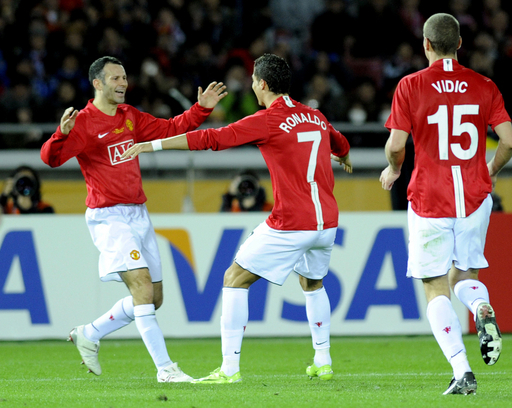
[260,96,348,230]
[398,59,509,217]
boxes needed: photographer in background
[0,165,54,214]
[220,169,273,212]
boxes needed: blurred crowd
[1,0,512,149]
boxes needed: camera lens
[238,176,257,197]
[15,176,36,197]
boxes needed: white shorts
[85,204,162,283]
[407,194,492,279]
[234,222,337,286]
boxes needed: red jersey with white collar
[41,100,212,208]
[386,59,510,218]
[187,96,350,231]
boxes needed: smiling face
[95,63,128,106]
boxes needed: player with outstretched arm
[122,53,352,383]
[41,56,227,382]
[380,13,512,395]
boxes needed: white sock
[134,304,171,371]
[84,296,134,343]
[220,287,248,377]
[426,295,471,379]
[304,287,332,367]
[453,279,489,319]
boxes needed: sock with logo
[83,296,134,343]
[220,287,248,377]
[427,295,471,380]
[134,304,172,371]
[304,287,332,367]
[453,279,490,319]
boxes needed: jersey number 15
[428,104,479,160]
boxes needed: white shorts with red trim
[407,194,492,279]
[85,204,162,283]
[234,221,337,286]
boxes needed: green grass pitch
[1,335,511,408]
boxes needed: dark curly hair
[253,54,291,95]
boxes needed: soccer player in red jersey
[122,53,352,383]
[41,56,227,382]
[380,13,512,395]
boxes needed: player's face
[100,63,128,105]
[251,73,264,106]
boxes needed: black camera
[13,175,37,197]
[237,175,259,198]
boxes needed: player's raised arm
[60,107,79,135]
[121,133,190,159]
[197,81,228,109]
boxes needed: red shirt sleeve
[488,81,512,130]
[385,78,412,133]
[328,123,350,157]
[40,122,87,168]
[186,112,269,151]
[135,102,213,142]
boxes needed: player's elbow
[495,122,512,149]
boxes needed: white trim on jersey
[297,130,324,230]
[310,181,324,231]
[451,165,466,218]
[443,59,454,71]
[283,95,295,107]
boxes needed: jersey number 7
[298,130,324,230]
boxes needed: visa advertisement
[0,212,471,340]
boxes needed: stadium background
[1,0,512,338]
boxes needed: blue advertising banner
[0,213,467,340]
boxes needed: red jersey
[386,59,511,218]
[187,96,350,231]
[41,100,212,208]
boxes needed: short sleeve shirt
[386,59,511,218]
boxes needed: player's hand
[491,174,498,190]
[60,107,78,135]
[331,154,353,174]
[198,81,228,109]
[121,142,154,159]
[380,165,401,190]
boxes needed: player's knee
[223,262,258,288]
[300,276,323,291]
[154,298,163,310]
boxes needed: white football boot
[68,325,102,375]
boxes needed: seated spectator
[220,170,273,212]
[1,165,54,214]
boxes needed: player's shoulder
[399,67,429,85]
[117,103,138,114]
[460,65,496,85]
[272,96,327,119]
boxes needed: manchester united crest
[126,119,134,131]
[130,250,140,260]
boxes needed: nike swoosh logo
[98,132,109,138]
[234,351,241,354]
[315,341,328,345]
